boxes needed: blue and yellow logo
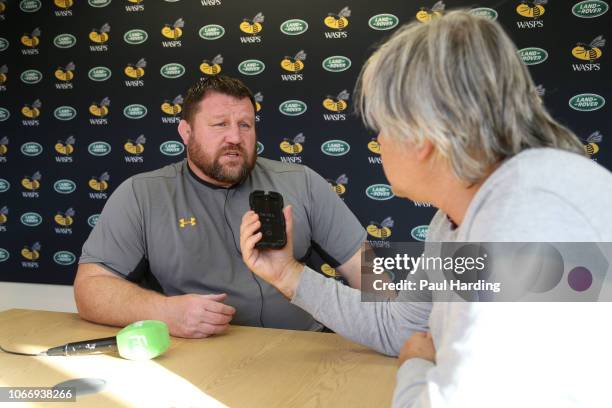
[367,217,394,239]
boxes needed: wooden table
[0,309,396,407]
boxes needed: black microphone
[44,336,118,356]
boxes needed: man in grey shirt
[75,75,365,338]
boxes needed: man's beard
[188,139,256,185]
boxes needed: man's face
[183,92,256,185]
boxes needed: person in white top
[240,10,612,407]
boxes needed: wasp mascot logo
[367,217,394,239]
[328,174,348,196]
[325,6,351,30]
[582,131,603,158]
[240,12,264,35]
[416,1,445,23]
[54,207,75,227]
[89,172,110,192]
[200,54,223,76]
[21,242,41,261]
[280,133,305,155]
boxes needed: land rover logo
[159,141,185,156]
[53,34,77,49]
[88,0,112,7]
[569,93,605,112]
[322,56,351,72]
[20,0,41,12]
[470,7,498,20]
[572,0,609,18]
[518,47,548,65]
[368,14,399,30]
[199,25,225,40]
[20,69,43,84]
[365,184,394,200]
[88,141,111,156]
[54,179,76,194]
[124,29,149,45]
[20,212,42,227]
[411,225,429,242]
[0,108,10,121]
[160,63,185,79]
[54,106,77,121]
[21,142,43,157]
[88,66,112,81]
[321,140,350,156]
[280,19,309,35]
[0,179,10,193]
[279,100,307,116]
[0,248,8,262]
[0,38,8,52]
[54,251,76,266]
[87,214,100,227]
[238,59,265,76]
[256,141,264,155]
[123,104,147,119]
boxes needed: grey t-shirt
[80,157,366,330]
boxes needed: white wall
[0,282,77,312]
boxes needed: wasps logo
[516,0,546,19]
[281,50,306,73]
[321,263,338,277]
[89,97,110,118]
[367,217,394,239]
[55,136,75,155]
[328,174,348,196]
[572,36,605,62]
[161,95,183,116]
[200,54,223,76]
[254,92,263,112]
[54,207,75,226]
[54,0,74,8]
[280,133,305,155]
[582,131,603,156]
[417,1,445,22]
[0,0,5,15]
[162,18,184,40]
[90,23,111,44]
[323,90,349,112]
[89,172,110,191]
[21,99,41,119]
[240,12,264,35]
[368,138,381,154]
[55,62,75,82]
[21,27,41,48]
[0,136,8,156]
[124,135,146,154]
[325,6,351,30]
[0,64,7,85]
[0,206,8,225]
[125,58,146,79]
[22,171,42,191]
[21,242,41,261]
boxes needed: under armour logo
[179,217,197,228]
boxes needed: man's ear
[177,119,191,145]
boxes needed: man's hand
[398,332,436,366]
[163,293,236,338]
[240,206,303,299]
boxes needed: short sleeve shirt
[80,158,366,330]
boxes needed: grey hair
[355,10,585,184]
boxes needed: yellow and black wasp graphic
[416,1,445,23]
[21,99,42,119]
[200,55,223,76]
[162,18,184,40]
[161,95,183,116]
[280,133,305,155]
[367,217,394,239]
[328,174,348,196]
[0,136,8,156]
[323,90,349,112]
[582,131,603,156]
[89,97,110,118]
[0,206,8,225]
[572,35,606,62]
[54,207,75,226]
[89,23,111,44]
[240,12,264,35]
[21,242,41,261]
[54,62,75,82]
[281,50,306,73]
[254,92,263,112]
[124,135,146,155]
[516,0,547,19]
[325,6,351,30]
[55,135,75,155]
[125,58,146,79]
[89,172,110,192]
[21,27,41,48]
[21,171,42,190]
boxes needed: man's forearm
[74,274,169,328]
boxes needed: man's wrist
[277,261,304,299]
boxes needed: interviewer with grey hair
[240,10,612,407]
